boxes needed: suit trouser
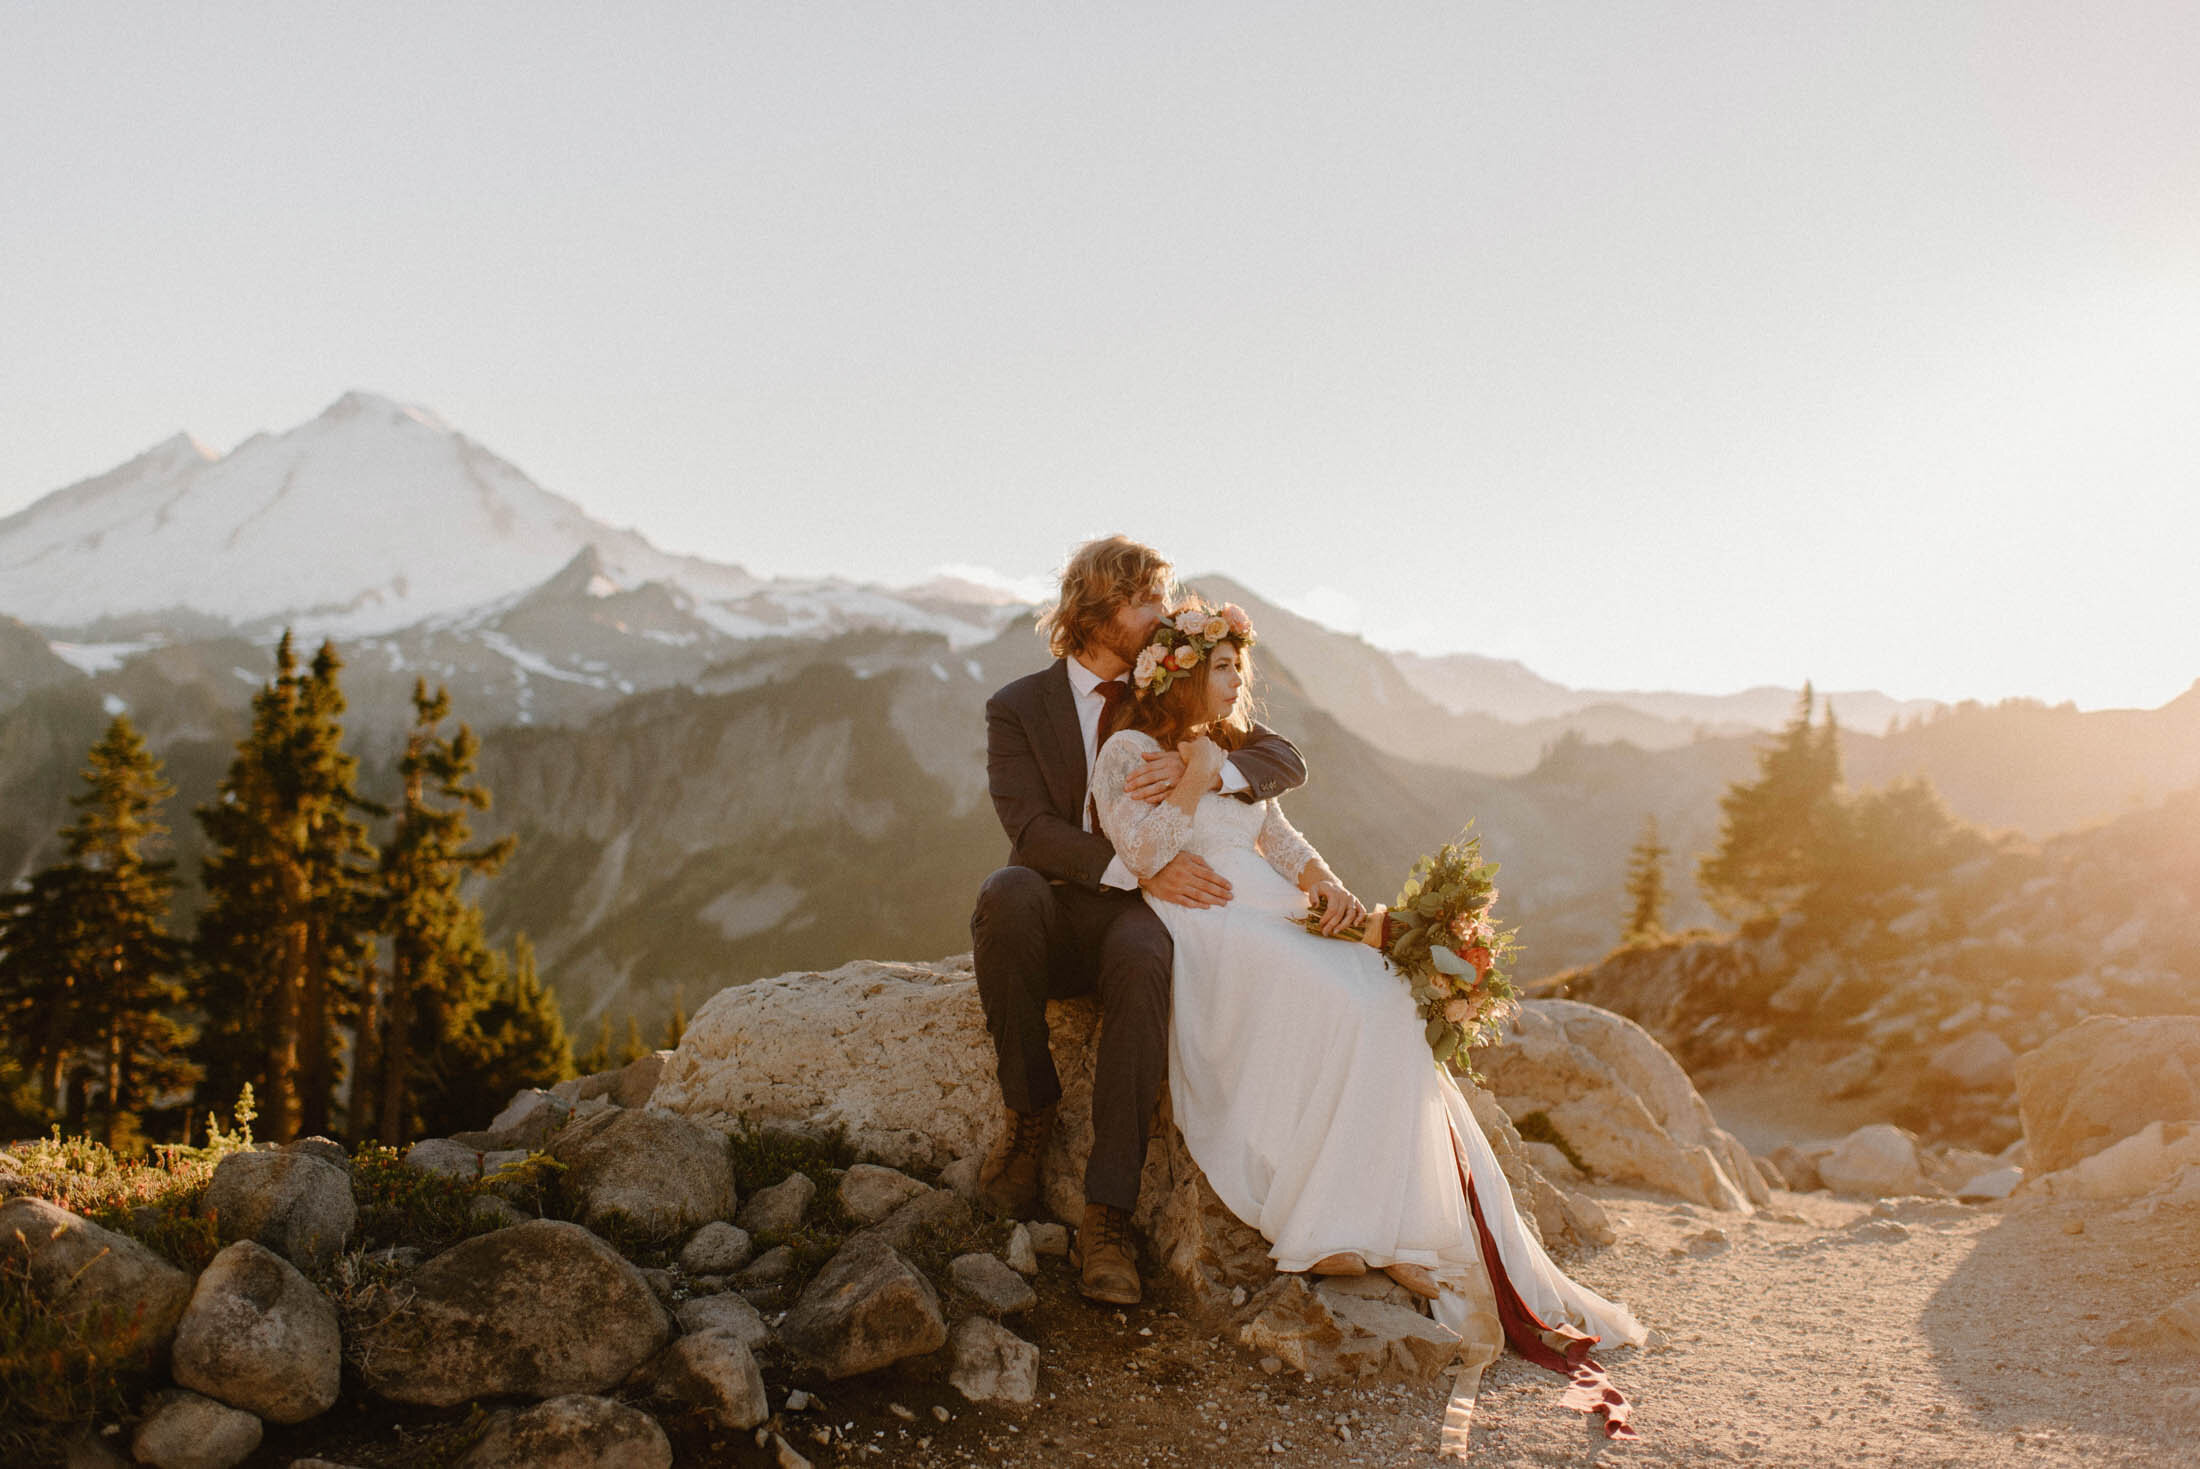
[970,865,1171,1213]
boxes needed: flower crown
[1131,601,1256,696]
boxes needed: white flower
[1173,607,1210,636]
[1134,645,1166,687]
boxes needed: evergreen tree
[358,680,515,1145]
[1697,683,1844,920]
[1621,813,1671,944]
[193,634,378,1141]
[578,1014,614,1075]
[663,985,688,1051]
[413,934,576,1136]
[0,717,191,1141]
[619,1015,649,1067]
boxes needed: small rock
[470,1195,529,1229]
[130,1389,262,1469]
[1025,1220,1071,1257]
[858,1186,972,1252]
[646,1328,770,1430]
[938,1154,982,1198]
[680,1220,754,1275]
[1768,1144,1826,1193]
[1259,1356,1284,1374]
[548,1109,740,1243]
[950,1252,1037,1314]
[739,1244,797,1286]
[486,1088,572,1150]
[931,1404,950,1421]
[1845,1219,1911,1242]
[889,1403,916,1420]
[2064,1217,2086,1235]
[2107,1289,2200,1353]
[641,1267,678,1304]
[778,1234,947,1379]
[1685,1228,1729,1255]
[459,1393,672,1469]
[281,1136,351,1172]
[1956,1167,2023,1202]
[198,1149,357,1275]
[785,1388,815,1412]
[404,1138,482,1181]
[613,1050,675,1109]
[1819,1124,1931,1198]
[676,1291,774,1351]
[739,1173,817,1235]
[171,1242,341,1424]
[1005,1223,1039,1275]
[949,1316,1039,1403]
[838,1163,931,1224]
[772,1434,812,1469]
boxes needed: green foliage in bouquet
[1298,826,1520,1069]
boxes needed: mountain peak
[315,389,449,433]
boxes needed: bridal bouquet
[1296,828,1520,1067]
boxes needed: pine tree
[413,934,576,1136]
[1621,813,1671,944]
[663,985,688,1051]
[578,1014,614,1075]
[0,717,191,1141]
[193,634,378,1141]
[619,1015,649,1067]
[359,679,514,1145]
[1697,683,1844,921]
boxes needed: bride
[1090,602,1646,1438]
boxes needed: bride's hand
[1307,878,1367,937]
[1177,736,1226,787]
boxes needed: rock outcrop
[1473,999,1770,1212]
[653,956,1615,1307]
[2015,1015,2200,1174]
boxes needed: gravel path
[848,1184,2199,1469]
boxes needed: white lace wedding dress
[1092,730,1646,1372]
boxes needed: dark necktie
[1087,679,1129,832]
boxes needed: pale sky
[4,3,2196,709]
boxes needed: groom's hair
[1038,536,1175,659]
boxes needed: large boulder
[2015,1015,2200,1174]
[654,956,1599,1307]
[484,1088,573,1150]
[171,1241,342,1424]
[777,1233,947,1379]
[614,1050,675,1108]
[197,1149,356,1275]
[546,1107,737,1241]
[352,1219,672,1406]
[2033,1120,2200,1202]
[459,1394,672,1469]
[0,1197,193,1367]
[1472,999,1769,1212]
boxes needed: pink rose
[1220,603,1252,637]
[1443,997,1474,1023]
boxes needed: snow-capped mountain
[0,391,1017,648]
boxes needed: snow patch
[478,630,606,687]
[101,693,127,715]
[48,640,154,674]
[698,882,804,941]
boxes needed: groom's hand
[1142,852,1232,908]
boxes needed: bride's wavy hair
[1103,614,1257,755]
[1036,535,1175,660]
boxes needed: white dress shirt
[1068,654,1248,891]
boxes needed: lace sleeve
[1092,732,1194,880]
[1255,800,1321,884]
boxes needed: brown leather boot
[1073,1201,1142,1305]
[975,1102,1055,1216]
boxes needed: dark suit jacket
[985,658,1308,890]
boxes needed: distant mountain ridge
[0,391,1016,650]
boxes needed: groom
[971,535,1306,1305]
